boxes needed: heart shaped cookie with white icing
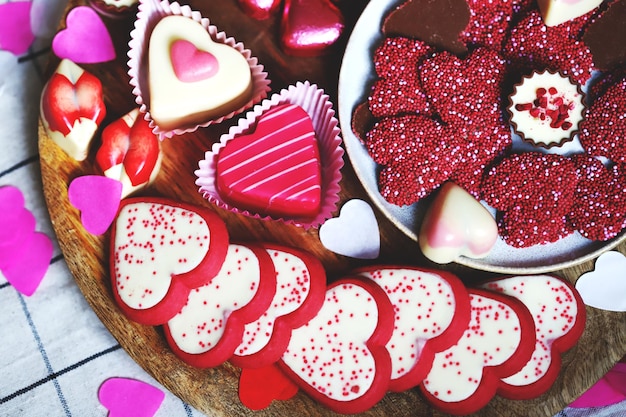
[147,15,252,132]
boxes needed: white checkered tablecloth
[0,0,624,416]
[0,0,206,416]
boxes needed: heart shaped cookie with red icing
[215,103,323,219]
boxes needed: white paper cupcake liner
[195,81,344,229]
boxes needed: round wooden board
[39,1,626,416]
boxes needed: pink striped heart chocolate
[216,103,322,219]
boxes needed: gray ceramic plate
[337,0,626,274]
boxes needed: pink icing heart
[0,1,35,55]
[319,199,380,259]
[171,40,219,82]
[68,175,123,235]
[98,378,165,417]
[52,6,115,64]
[3,232,53,296]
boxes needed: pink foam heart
[171,40,219,82]
[319,199,380,259]
[68,175,123,235]
[52,6,115,64]
[98,378,165,417]
[0,1,35,55]
[3,232,53,296]
[576,251,626,312]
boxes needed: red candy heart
[239,364,299,410]
[280,0,344,56]
[216,103,322,219]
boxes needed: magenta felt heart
[171,40,219,82]
[0,185,53,296]
[0,1,34,56]
[52,6,115,64]
[3,232,53,296]
[98,378,164,417]
[0,186,37,270]
[68,175,122,235]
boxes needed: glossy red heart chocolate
[280,0,344,56]
[216,103,322,219]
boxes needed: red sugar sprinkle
[373,37,433,79]
[369,37,433,118]
[482,153,578,247]
[568,154,626,241]
[369,116,458,205]
[504,10,595,85]
[419,48,507,127]
[579,77,626,165]
[460,0,515,49]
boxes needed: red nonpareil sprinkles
[373,36,433,79]
[369,37,433,118]
[364,115,452,166]
[504,10,595,85]
[450,118,512,198]
[353,2,626,247]
[568,155,626,241]
[367,115,458,205]
[482,153,578,248]
[419,48,507,128]
[498,207,575,248]
[460,0,515,49]
[579,77,626,165]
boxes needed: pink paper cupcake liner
[127,0,271,139]
[195,81,344,229]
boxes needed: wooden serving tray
[39,0,626,416]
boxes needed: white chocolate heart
[148,15,252,131]
[419,182,498,264]
[537,0,603,27]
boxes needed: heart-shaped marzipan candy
[216,103,322,219]
[148,15,252,131]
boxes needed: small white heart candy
[319,199,380,259]
[576,251,626,312]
